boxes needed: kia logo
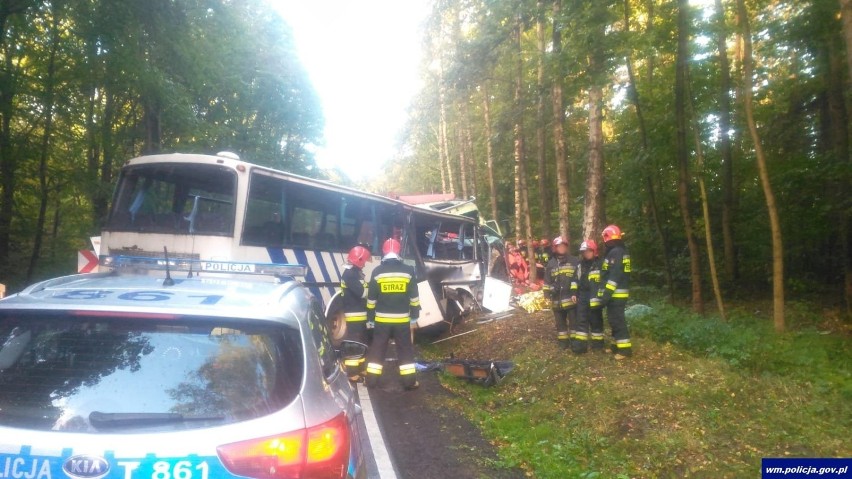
[62,455,109,479]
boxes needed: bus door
[400,213,445,330]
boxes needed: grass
[422,299,851,478]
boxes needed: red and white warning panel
[78,250,99,273]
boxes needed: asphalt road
[355,350,525,479]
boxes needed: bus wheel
[327,308,347,347]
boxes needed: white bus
[100,152,505,342]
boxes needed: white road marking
[356,382,398,479]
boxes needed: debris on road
[475,311,516,324]
[413,359,515,387]
[444,359,515,387]
[430,328,479,344]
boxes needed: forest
[379,0,852,328]
[0,0,850,332]
[0,0,322,290]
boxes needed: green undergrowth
[630,301,851,398]
[422,304,851,478]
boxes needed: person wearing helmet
[577,239,605,352]
[364,238,421,390]
[599,224,632,358]
[536,238,551,267]
[542,236,579,350]
[340,245,372,381]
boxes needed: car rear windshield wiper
[89,411,225,429]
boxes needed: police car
[0,256,368,479]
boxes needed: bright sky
[269,0,432,181]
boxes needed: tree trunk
[142,94,161,155]
[737,0,785,331]
[0,20,18,271]
[27,2,61,281]
[536,2,551,240]
[552,0,571,243]
[439,75,454,195]
[842,0,852,82]
[482,83,499,223]
[687,68,726,320]
[513,19,536,282]
[438,102,448,194]
[676,0,704,314]
[716,0,738,283]
[462,97,478,199]
[624,0,674,299]
[583,84,606,240]
[456,102,469,199]
[838,0,852,315]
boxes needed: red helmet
[579,239,598,254]
[382,238,401,256]
[601,224,623,242]
[540,238,550,247]
[551,236,565,248]
[347,245,371,268]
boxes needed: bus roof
[124,153,481,225]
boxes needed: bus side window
[243,172,286,247]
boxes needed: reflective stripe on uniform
[606,280,618,291]
[366,363,383,375]
[399,363,416,376]
[613,289,629,299]
[574,331,589,340]
[366,299,376,309]
[615,339,632,348]
[590,333,604,340]
[409,297,420,307]
[375,272,412,280]
[557,331,570,340]
[344,357,365,367]
[345,312,367,322]
[376,312,410,323]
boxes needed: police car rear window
[0,312,303,432]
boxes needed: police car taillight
[216,412,350,479]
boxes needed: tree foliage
[0,0,322,288]
[387,0,852,316]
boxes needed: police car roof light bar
[99,255,309,279]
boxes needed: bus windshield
[106,163,236,236]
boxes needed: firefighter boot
[570,332,589,354]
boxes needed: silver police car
[0,257,367,479]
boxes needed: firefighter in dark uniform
[578,239,605,352]
[340,245,371,381]
[598,224,633,358]
[543,236,579,350]
[365,238,421,390]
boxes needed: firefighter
[598,224,632,358]
[340,244,371,381]
[543,236,579,350]
[577,239,605,352]
[365,238,421,390]
[537,238,551,266]
[540,238,550,264]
